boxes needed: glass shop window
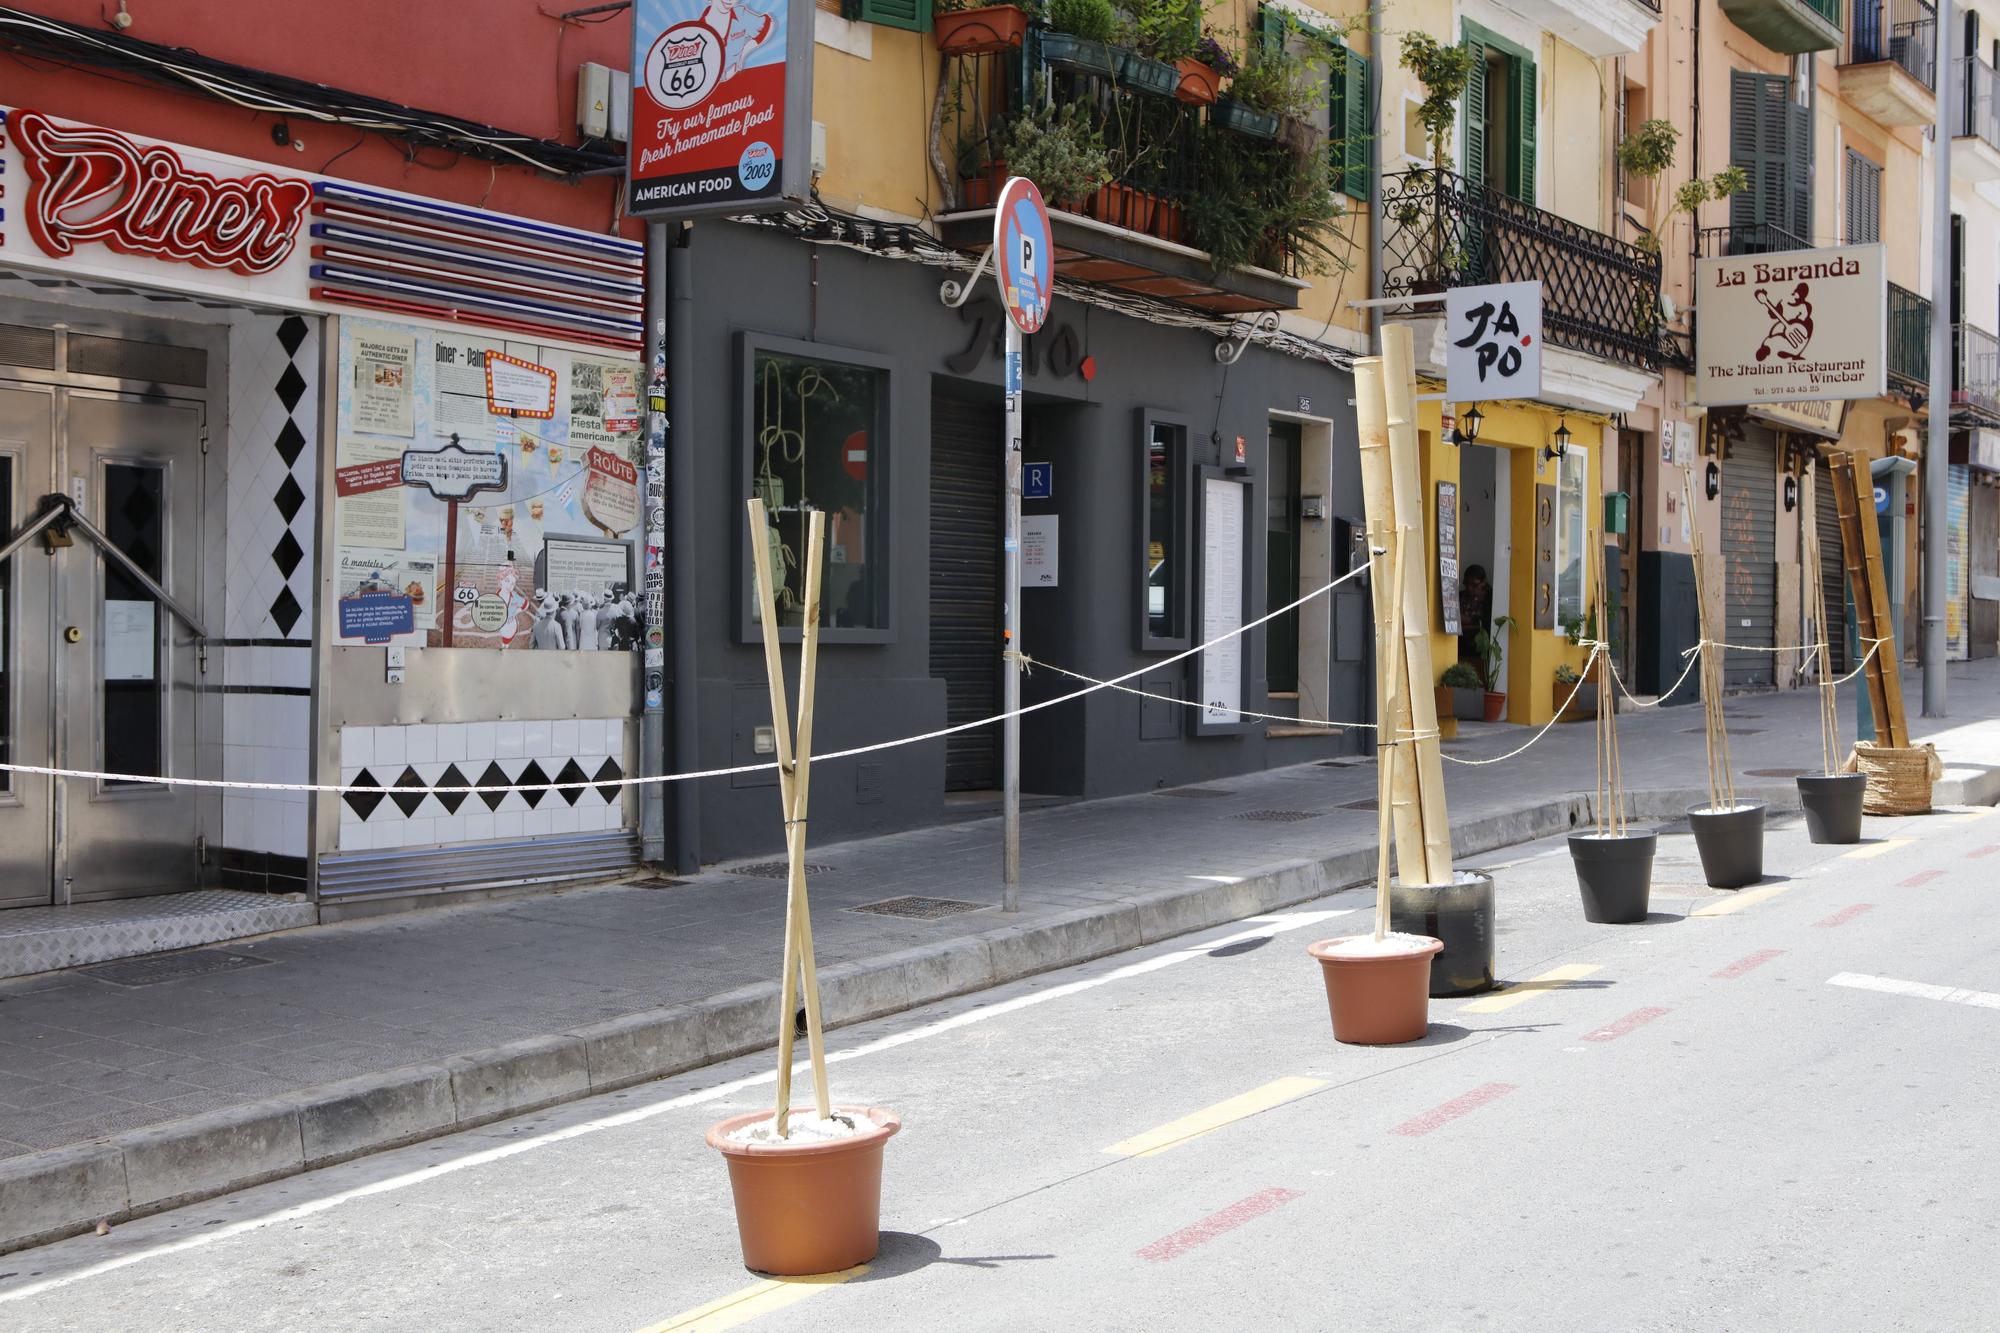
[1143,417,1188,647]
[751,349,886,630]
[1555,447,1587,632]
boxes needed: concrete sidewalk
[3,659,1996,1251]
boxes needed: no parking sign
[996,177,1053,335]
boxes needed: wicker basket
[1841,742,1944,815]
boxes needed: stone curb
[1,778,1985,1255]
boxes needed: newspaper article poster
[351,330,416,437]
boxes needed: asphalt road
[5,802,1998,1332]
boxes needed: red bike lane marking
[1814,904,1874,928]
[1136,1187,1304,1262]
[1712,949,1786,980]
[1582,1007,1671,1042]
[1389,1082,1517,1137]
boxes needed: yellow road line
[1459,963,1602,1013]
[1104,1076,1328,1158]
[1841,837,1914,860]
[637,1266,868,1333]
[1689,882,1793,916]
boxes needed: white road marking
[1827,972,2000,1010]
[0,907,1355,1305]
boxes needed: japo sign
[628,0,813,219]
[1695,243,1886,407]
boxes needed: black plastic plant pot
[1389,871,1495,997]
[1567,830,1658,924]
[1797,773,1867,845]
[1687,801,1767,889]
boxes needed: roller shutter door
[929,390,1001,791]
[1722,429,1778,689]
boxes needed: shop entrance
[928,386,1002,792]
[1722,428,1778,689]
[1455,443,1509,693]
[0,370,208,907]
[1265,421,1301,697]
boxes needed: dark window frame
[735,331,897,646]
[1137,407,1193,653]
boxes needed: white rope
[0,563,1374,796]
[1016,656,1379,731]
[1441,644,1604,766]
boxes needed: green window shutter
[1462,31,1489,184]
[1510,53,1536,205]
[1260,5,1285,53]
[847,0,929,32]
[1341,46,1371,201]
[1730,71,1787,235]
[1785,95,1812,242]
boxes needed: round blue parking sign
[994,177,1053,335]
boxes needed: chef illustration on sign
[1754,283,1814,363]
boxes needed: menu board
[1199,477,1246,728]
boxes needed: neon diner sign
[11,110,312,276]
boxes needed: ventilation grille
[67,333,207,387]
[848,895,989,920]
[1234,809,1320,823]
[0,323,57,371]
[730,861,833,879]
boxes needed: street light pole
[1002,320,1023,911]
[1925,0,1955,716]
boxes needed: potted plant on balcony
[1042,0,1121,76]
[1616,119,1750,253]
[1184,118,1349,275]
[1441,661,1485,721]
[1223,14,1333,157]
[1471,613,1514,722]
[935,0,1030,56]
[992,95,1114,211]
[1108,0,1199,97]
[1174,31,1236,105]
[1400,31,1474,173]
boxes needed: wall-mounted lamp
[1541,417,1572,465]
[1450,405,1484,447]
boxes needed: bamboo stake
[747,500,832,1135]
[1380,324,1453,885]
[1800,461,1839,775]
[1685,477,1735,811]
[1591,541,1624,837]
[1352,354,1423,881]
[1371,521,1410,943]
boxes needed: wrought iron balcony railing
[1960,56,2000,149]
[1380,168,1663,371]
[1846,0,1936,85]
[1696,223,1812,257]
[1954,322,2000,423]
[1887,282,1930,388]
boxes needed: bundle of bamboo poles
[1798,464,1841,776]
[747,497,831,1135]
[1353,325,1453,890]
[1685,479,1737,812]
[1590,543,1626,838]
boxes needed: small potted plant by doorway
[708,501,901,1276]
[1473,615,1514,722]
[1554,662,1597,721]
[1440,661,1484,722]
[1683,481,1765,888]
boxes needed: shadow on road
[864,1232,1055,1280]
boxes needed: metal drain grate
[730,861,834,879]
[848,895,990,920]
[1743,768,1808,778]
[1153,786,1231,798]
[1234,809,1319,823]
[81,949,271,988]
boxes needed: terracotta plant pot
[1568,830,1657,924]
[707,1106,901,1275]
[1308,934,1444,1045]
[1150,197,1183,243]
[1687,801,1766,889]
[1482,690,1506,723]
[1173,58,1221,104]
[934,4,1028,56]
[1390,871,1496,996]
[1797,772,1866,844]
[959,174,997,209]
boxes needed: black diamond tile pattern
[275,362,307,413]
[391,766,429,818]
[554,759,590,806]
[269,585,303,637]
[342,770,384,821]
[274,473,305,523]
[272,530,304,578]
[516,760,550,809]
[593,757,623,802]
[477,762,511,811]
[434,763,469,815]
[274,418,306,468]
[277,315,309,357]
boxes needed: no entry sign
[995,177,1053,335]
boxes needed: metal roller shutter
[1722,429,1778,688]
[1814,467,1848,674]
[928,389,1002,791]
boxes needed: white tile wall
[337,718,633,851]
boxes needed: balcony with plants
[931,0,1357,315]
[1719,0,1843,55]
[1839,0,1936,125]
[1379,36,1664,372]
